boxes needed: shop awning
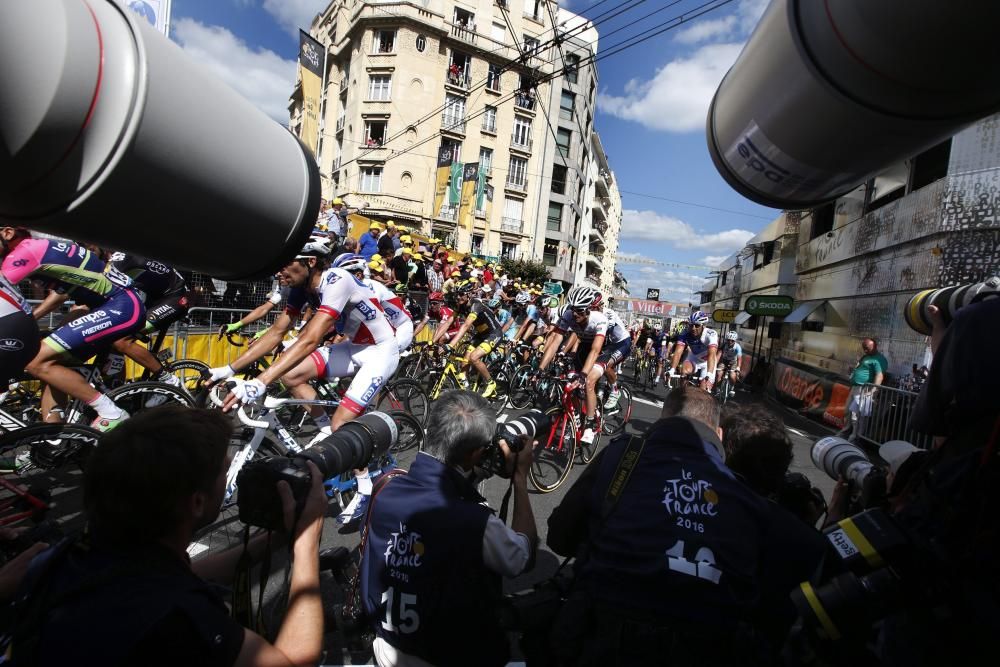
[783,300,828,324]
[734,311,752,325]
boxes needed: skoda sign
[743,295,794,316]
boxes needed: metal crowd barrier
[855,383,932,450]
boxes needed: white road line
[631,396,664,409]
[786,427,809,438]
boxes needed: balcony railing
[439,205,458,221]
[505,176,527,191]
[445,67,472,90]
[441,114,466,134]
[335,116,345,133]
[449,22,477,45]
[339,77,348,95]
[501,218,522,233]
[510,134,533,152]
[332,156,342,172]
[514,93,536,111]
[481,118,497,133]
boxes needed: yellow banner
[459,162,479,231]
[298,30,325,155]
[432,145,453,218]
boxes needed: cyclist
[218,282,286,338]
[445,281,504,399]
[668,311,719,391]
[650,322,670,385]
[502,293,529,342]
[0,228,145,430]
[514,295,558,354]
[334,253,414,352]
[716,330,742,397]
[428,291,462,345]
[540,286,631,444]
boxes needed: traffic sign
[743,295,794,316]
[713,309,739,324]
[646,288,660,300]
[543,281,563,296]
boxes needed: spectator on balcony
[359,222,381,260]
[838,337,888,443]
[448,62,461,85]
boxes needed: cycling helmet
[456,280,476,295]
[590,292,604,310]
[726,331,739,341]
[689,310,710,325]
[295,234,334,259]
[653,322,662,330]
[331,253,368,274]
[567,285,600,309]
[429,291,444,302]
[515,293,531,306]
[487,296,502,309]
[393,283,409,295]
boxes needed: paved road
[192,374,839,664]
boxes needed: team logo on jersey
[385,522,425,568]
[355,300,377,321]
[325,271,341,285]
[0,338,24,351]
[146,261,170,274]
[11,259,28,268]
[360,375,383,404]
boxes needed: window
[482,105,497,133]
[492,22,506,43]
[442,94,465,128]
[565,53,580,84]
[547,202,563,231]
[453,7,475,30]
[373,30,395,54]
[503,197,524,231]
[754,240,776,269]
[415,35,426,52]
[471,234,484,255]
[479,147,493,174]
[910,139,952,192]
[512,116,531,147]
[487,63,502,91]
[368,74,391,101]
[507,156,527,187]
[551,164,568,194]
[501,241,518,260]
[865,161,908,213]
[543,239,559,267]
[556,128,571,157]
[559,90,575,120]
[809,203,835,240]
[360,166,382,192]
[364,120,386,146]
[529,0,543,21]
[523,36,540,57]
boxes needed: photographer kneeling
[359,390,538,667]
[6,406,328,667]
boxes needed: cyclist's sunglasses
[571,307,589,316]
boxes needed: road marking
[786,427,809,438]
[631,395,664,409]
[187,542,210,557]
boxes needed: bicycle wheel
[163,359,210,404]
[507,364,535,410]
[717,376,731,405]
[377,378,429,425]
[528,407,577,493]
[0,423,102,529]
[386,410,423,471]
[603,385,632,437]
[189,435,288,561]
[428,372,459,400]
[107,381,195,415]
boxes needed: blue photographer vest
[579,417,770,626]
[360,453,509,667]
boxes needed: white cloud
[701,255,729,267]
[598,42,742,132]
[620,209,754,251]
[173,18,296,123]
[673,16,736,45]
[262,0,328,35]
[599,0,769,133]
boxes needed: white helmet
[566,285,600,309]
[331,253,367,274]
[726,331,739,341]
[295,234,333,259]
[515,292,531,305]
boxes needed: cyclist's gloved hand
[225,321,244,334]
[230,378,267,405]
[208,365,236,383]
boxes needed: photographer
[359,390,537,667]
[547,386,803,666]
[6,406,328,667]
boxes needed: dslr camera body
[237,412,397,530]
[478,410,550,479]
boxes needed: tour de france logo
[662,468,720,533]
[385,523,425,569]
[301,41,321,69]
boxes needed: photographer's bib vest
[360,454,508,667]
[580,417,770,627]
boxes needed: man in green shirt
[839,337,888,442]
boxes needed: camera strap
[231,526,272,633]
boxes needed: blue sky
[161,0,779,302]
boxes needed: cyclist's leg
[468,341,493,383]
[284,348,326,424]
[120,293,189,379]
[584,363,603,421]
[0,310,40,386]
[394,318,414,353]
[112,337,164,377]
[601,338,631,407]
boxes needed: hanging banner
[626,300,690,318]
[297,30,325,155]
[459,162,479,231]
[484,184,495,227]
[448,160,464,206]
[432,145,453,218]
[120,0,172,36]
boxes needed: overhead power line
[618,190,774,220]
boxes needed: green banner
[743,294,794,316]
[448,161,463,205]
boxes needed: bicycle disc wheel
[0,423,102,530]
[377,378,429,425]
[386,410,423,471]
[163,359,210,405]
[528,407,577,493]
[603,385,632,437]
[68,381,195,425]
